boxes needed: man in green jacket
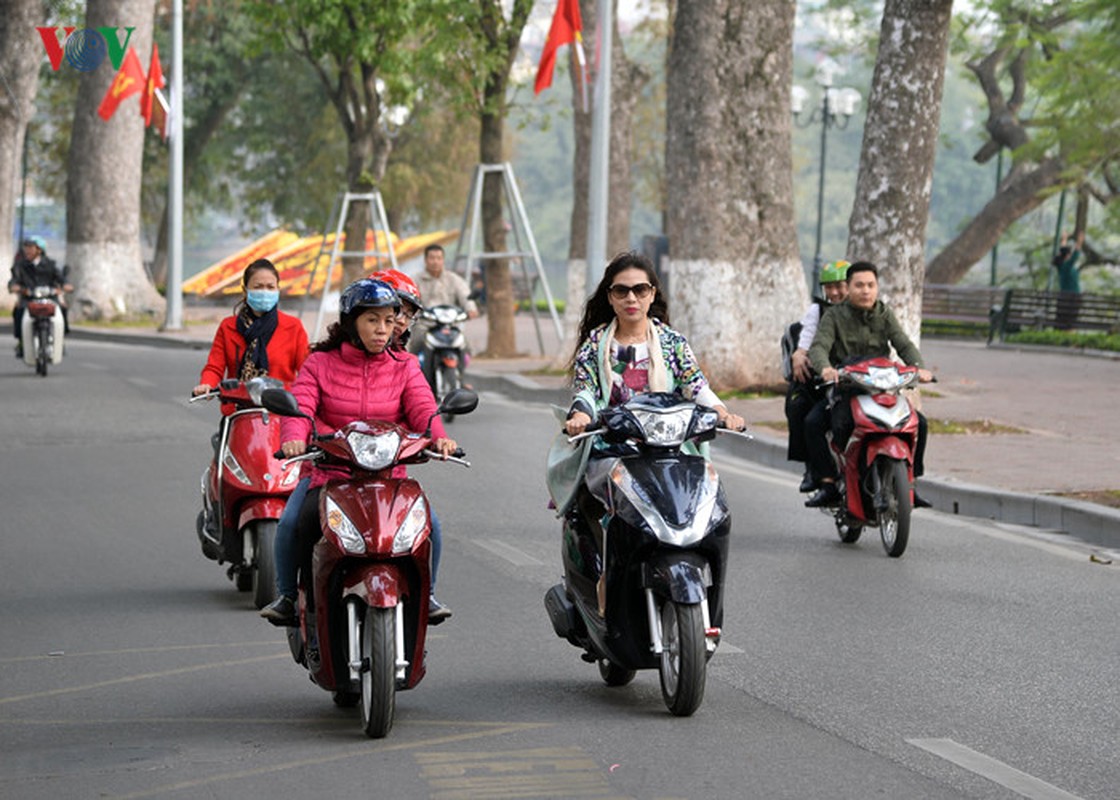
[803,261,933,508]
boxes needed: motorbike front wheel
[360,605,396,738]
[877,458,912,558]
[658,600,706,717]
[35,326,49,376]
[251,520,277,609]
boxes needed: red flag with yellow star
[97,47,146,121]
[140,43,165,127]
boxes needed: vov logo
[37,26,137,73]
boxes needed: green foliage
[1005,329,1120,351]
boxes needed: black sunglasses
[608,282,654,300]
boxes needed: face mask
[246,289,279,313]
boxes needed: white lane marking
[471,538,544,567]
[907,738,1084,800]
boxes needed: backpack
[780,321,802,382]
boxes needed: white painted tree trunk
[665,0,805,389]
[0,0,44,312]
[65,0,164,321]
[846,0,954,344]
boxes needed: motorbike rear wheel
[877,458,912,558]
[251,520,278,609]
[360,605,396,738]
[598,658,636,687]
[35,327,48,376]
[658,600,706,717]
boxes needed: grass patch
[525,366,568,377]
[753,420,788,433]
[1054,489,1120,510]
[920,388,944,399]
[718,388,782,400]
[1005,329,1120,351]
[517,299,566,314]
[928,418,1026,435]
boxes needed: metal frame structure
[451,162,562,356]
[303,191,398,339]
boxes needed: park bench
[921,284,1004,337]
[988,288,1120,342]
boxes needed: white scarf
[599,317,668,400]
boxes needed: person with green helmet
[783,259,850,493]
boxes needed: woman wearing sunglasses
[564,250,745,436]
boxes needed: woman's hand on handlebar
[918,368,935,383]
[281,439,307,458]
[192,383,213,397]
[565,411,592,436]
[718,409,746,432]
[432,437,458,459]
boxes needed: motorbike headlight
[325,496,366,554]
[865,366,906,391]
[392,496,428,555]
[347,430,400,471]
[632,407,693,447]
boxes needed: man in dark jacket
[9,236,71,358]
[803,261,933,507]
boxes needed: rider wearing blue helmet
[262,279,458,627]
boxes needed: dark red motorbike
[822,357,921,558]
[260,386,477,738]
[190,377,301,607]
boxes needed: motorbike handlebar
[422,448,470,467]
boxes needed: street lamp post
[792,66,860,298]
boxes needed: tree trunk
[665,0,803,389]
[342,120,390,287]
[66,0,164,321]
[479,101,517,357]
[925,158,1065,284]
[0,0,44,311]
[846,0,954,341]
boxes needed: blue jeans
[274,476,309,600]
[274,476,443,598]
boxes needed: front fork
[643,589,719,655]
[346,600,408,683]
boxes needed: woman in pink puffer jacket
[261,279,457,626]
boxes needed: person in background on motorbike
[563,250,745,436]
[260,279,457,627]
[803,261,934,508]
[785,260,850,493]
[9,236,72,359]
[191,258,309,400]
[408,244,479,363]
[373,267,452,621]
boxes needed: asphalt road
[1,340,1117,800]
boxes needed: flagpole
[585,0,612,293]
[163,0,184,331]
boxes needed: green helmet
[819,259,850,285]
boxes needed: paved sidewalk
[42,305,1120,552]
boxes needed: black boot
[798,469,816,493]
[805,483,841,508]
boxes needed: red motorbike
[260,386,477,738]
[822,357,921,558]
[190,377,302,607]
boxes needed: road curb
[466,368,1120,553]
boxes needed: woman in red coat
[192,258,309,399]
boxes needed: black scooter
[417,304,468,414]
[544,393,743,716]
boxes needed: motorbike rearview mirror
[260,388,308,419]
[439,388,479,416]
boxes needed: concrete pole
[585,0,612,294]
[163,0,184,331]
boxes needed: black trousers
[805,396,927,482]
[785,380,823,464]
[294,486,324,606]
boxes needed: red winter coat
[198,311,309,390]
[280,342,447,487]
